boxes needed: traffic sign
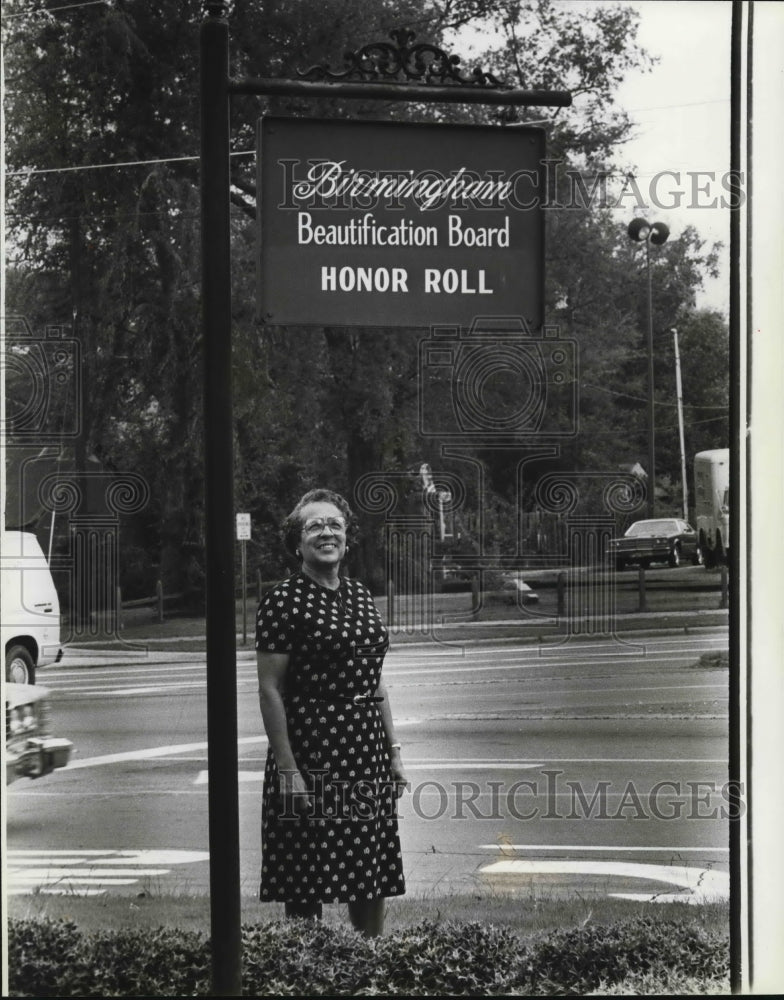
[236,513,251,540]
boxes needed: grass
[7,887,730,940]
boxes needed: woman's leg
[347,897,385,936]
[284,900,323,921]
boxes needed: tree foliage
[3,0,729,601]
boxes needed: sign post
[200,4,570,993]
[236,513,251,644]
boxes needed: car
[609,518,702,570]
[5,682,73,784]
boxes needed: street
[6,626,731,904]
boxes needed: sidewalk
[56,605,729,666]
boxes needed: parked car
[5,682,73,784]
[609,518,702,570]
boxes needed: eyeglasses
[302,517,346,536]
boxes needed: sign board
[235,513,251,541]
[257,117,545,329]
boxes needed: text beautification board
[257,117,545,329]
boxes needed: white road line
[6,888,108,896]
[385,657,728,678]
[59,682,208,697]
[8,878,141,888]
[478,844,730,852]
[479,859,729,903]
[65,736,267,770]
[405,757,727,764]
[8,867,170,878]
[194,770,262,784]
[5,849,211,896]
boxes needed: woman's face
[297,500,348,575]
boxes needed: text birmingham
[279,159,745,212]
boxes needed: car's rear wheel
[6,645,36,684]
[668,545,681,568]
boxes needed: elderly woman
[256,488,407,935]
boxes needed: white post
[673,328,688,520]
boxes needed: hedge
[7,915,730,996]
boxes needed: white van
[1,530,64,683]
[694,448,730,568]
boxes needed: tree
[4,0,722,598]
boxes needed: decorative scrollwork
[421,472,466,517]
[299,28,505,88]
[602,475,647,515]
[353,474,401,516]
[38,474,82,514]
[106,474,150,515]
[534,475,580,515]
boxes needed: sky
[610,0,732,316]
[453,0,735,315]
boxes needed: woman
[256,488,407,935]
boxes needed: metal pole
[200,4,242,995]
[242,539,247,645]
[645,238,655,519]
[672,328,689,520]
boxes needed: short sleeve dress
[255,572,406,904]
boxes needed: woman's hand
[279,769,313,817]
[388,750,409,798]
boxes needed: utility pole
[672,328,688,520]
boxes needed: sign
[257,117,545,329]
[235,513,251,541]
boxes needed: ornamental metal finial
[299,28,505,88]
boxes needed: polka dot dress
[255,573,406,904]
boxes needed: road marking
[194,770,263,784]
[5,849,210,897]
[479,859,729,903]
[478,844,730,852]
[385,656,728,678]
[408,757,727,764]
[65,736,267,770]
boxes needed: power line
[583,381,728,411]
[2,0,108,18]
[7,150,255,176]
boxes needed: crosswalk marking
[479,858,729,904]
[5,849,210,897]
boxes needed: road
[6,626,732,905]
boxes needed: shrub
[516,916,730,995]
[370,920,526,996]
[7,920,210,997]
[241,919,376,996]
[7,913,729,997]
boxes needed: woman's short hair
[282,488,356,557]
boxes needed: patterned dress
[255,572,406,904]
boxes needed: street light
[628,217,669,518]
